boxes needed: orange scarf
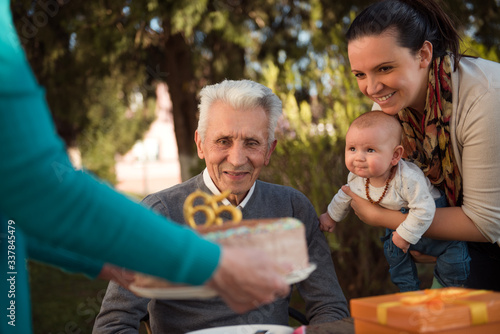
[398,55,462,206]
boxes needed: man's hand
[319,213,337,232]
[207,246,291,314]
[392,231,410,253]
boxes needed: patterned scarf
[398,55,462,206]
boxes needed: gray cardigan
[93,174,349,334]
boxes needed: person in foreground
[0,2,291,333]
[319,111,470,291]
[93,79,349,334]
[344,0,500,291]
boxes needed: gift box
[350,288,500,333]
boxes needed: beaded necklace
[365,166,395,204]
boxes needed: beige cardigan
[450,56,500,244]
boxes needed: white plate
[185,324,294,334]
[130,283,219,299]
[129,263,317,300]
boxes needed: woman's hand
[342,185,406,230]
[341,185,383,226]
[206,246,291,314]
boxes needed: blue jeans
[381,194,471,292]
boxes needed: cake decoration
[183,189,242,228]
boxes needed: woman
[0,1,289,333]
[342,0,500,290]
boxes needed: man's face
[195,101,276,205]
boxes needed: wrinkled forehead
[205,103,270,140]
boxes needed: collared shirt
[202,168,255,209]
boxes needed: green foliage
[462,35,500,62]
[77,76,155,183]
[170,0,208,37]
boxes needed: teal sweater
[0,2,220,332]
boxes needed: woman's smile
[375,91,396,102]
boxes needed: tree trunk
[149,32,201,181]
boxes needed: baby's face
[344,126,397,179]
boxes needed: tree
[11,0,156,181]
[12,0,500,181]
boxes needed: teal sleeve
[25,236,103,279]
[0,1,221,285]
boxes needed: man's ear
[194,130,204,159]
[392,145,404,165]
[264,140,278,166]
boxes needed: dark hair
[346,0,462,68]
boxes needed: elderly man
[93,80,349,333]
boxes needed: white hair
[197,79,283,146]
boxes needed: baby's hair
[350,110,403,145]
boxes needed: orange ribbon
[376,288,489,326]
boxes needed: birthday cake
[197,217,309,271]
[132,190,311,291]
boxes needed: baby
[320,110,470,291]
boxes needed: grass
[29,261,149,334]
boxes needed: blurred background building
[114,83,181,197]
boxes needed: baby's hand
[319,213,337,233]
[392,231,410,253]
